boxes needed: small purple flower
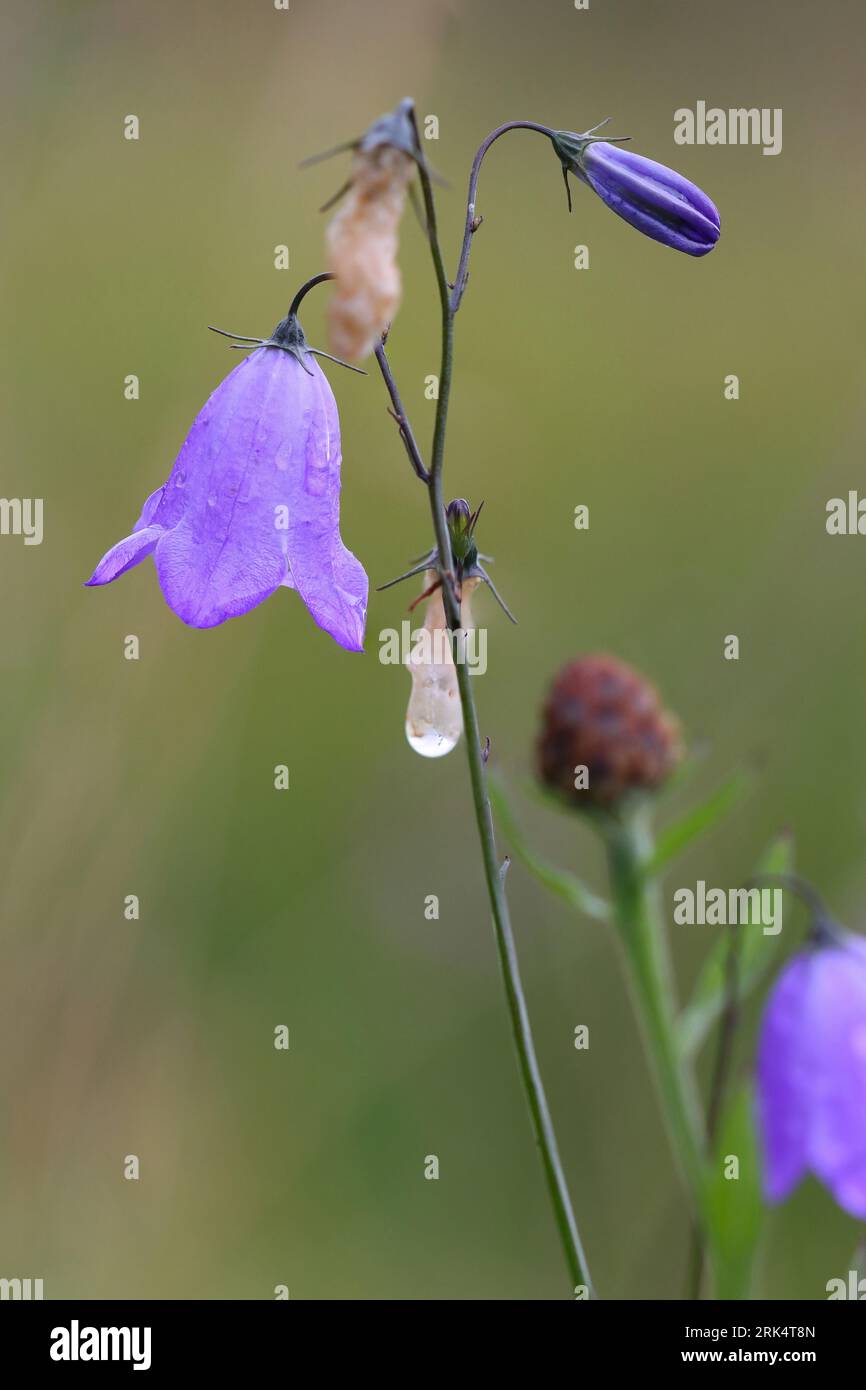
[552,127,720,257]
[86,300,368,651]
[756,931,866,1218]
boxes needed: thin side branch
[451,121,556,313]
[373,340,430,484]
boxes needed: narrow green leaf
[488,773,610,921]
[649,769,753,875]
[677,833,793,1058]
[706,1082,764,1299]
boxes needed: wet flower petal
[87,341,367,649]
[87,525,162,586]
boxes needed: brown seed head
[536,654,681,809]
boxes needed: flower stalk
[605,806,709,1225]
[376,106,595,1296]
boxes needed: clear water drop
[403,576,479,759]
[405,723,460,759]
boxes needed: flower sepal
[377,498,516,623]
[209,272,367,377]
[549,121,631,211]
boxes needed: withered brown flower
[536,654,681,809]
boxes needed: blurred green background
[2,0,864,1300]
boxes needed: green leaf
[677,833,793,1058]
[649,769,753,875]
[706,1082,764,1299]
[488,772,610,921]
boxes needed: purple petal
[152,344,367,641]
[804,942,866,1216]
[85,525,162,586]
[582,142,720,256]
[756,953,812,1202]
[282,363,367,652]
[87,339,368,648]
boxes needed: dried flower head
[536,654,681,809]
[325,108,416,362]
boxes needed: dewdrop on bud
[536,654,681,808]
[326,104,416,363]
[405,574,479,759]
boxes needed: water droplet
[404,582,465,758]
[405,722,460,759]
[207,494,217,508]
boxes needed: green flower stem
[405,110,595,1297]
[605,804,711,1240]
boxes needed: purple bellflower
[87,276,368,651]
[552,124,720,257]
[756,892,866,1218]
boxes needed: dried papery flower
[86,294,368,649]
[536,654,681,808]
[757,923,866,1218]
[552,127,720,257]
[405,573,479,759]
[325,110,416,362]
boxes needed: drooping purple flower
[756,929,866,1218]
[87,300,368,651]
[552,128,720,257]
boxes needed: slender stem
[374,341,429,483]
[705,923,742,1147]
[605,806,710,1235]
[396,110,594,1295]
[410,110,459,615]
[452,122,556,312]
[287,270,334,319]
[451,653,594,1296]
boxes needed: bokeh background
[2,0,864,1300]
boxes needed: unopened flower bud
[446,498,472,535]
[552,129,720,257]
[326,102,417,362]
[536,654,681,808]
[445,497,480,569]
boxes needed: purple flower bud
[553,130,720,257]
[756,933,866,1217]
[445,498,473,535]
[86,319,368,650]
